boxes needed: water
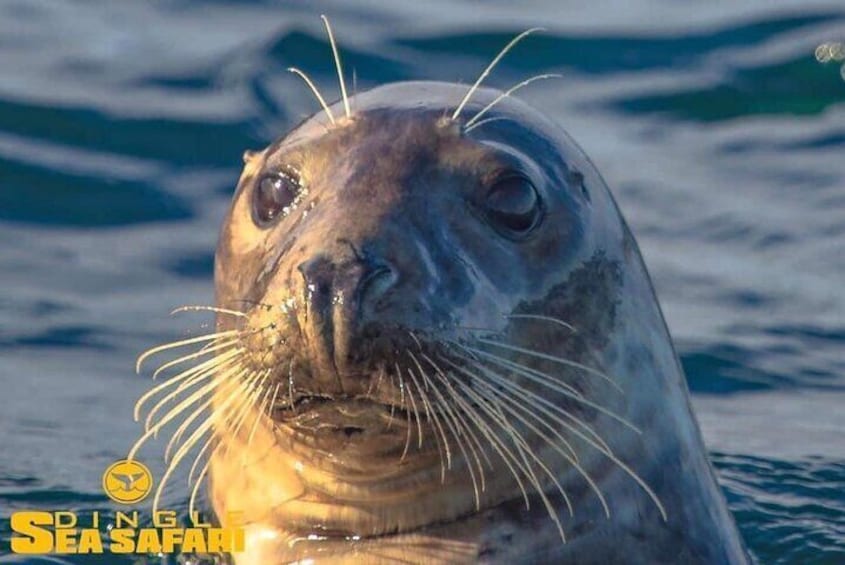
[1,1,843,563]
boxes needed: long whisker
[455,374,567,541]
[464,344,583,399]
[410,352,482,509]
[144,357,242,432]
[460,343,638,433]
[443,375,532,510]
[321,14,351,119]
[451,28,543,121]
[288,67,337,125]
[422,354,493,498]
[396,364,414,462]
[399,363,424,452]
[170,305,248,318]
[134,348,241,421]
[189,457,211,518]
[472,337,623,393]
[470,372,610,518]
[245,372,276,450]
[504,313,577,332]
[188,370,268,486]
[152,373,262,514]
[136,330,239,373]
[465,73,562,130]
[457,116,508,131]
[449,353,666,521]
[422,353,494,470]
[132,365,247,460]
[152,339,240,380]
[407,367,450,481]
[486,393,570,539]
[267,382,282,417]
[168,368,265,463]
[448,350,613,454]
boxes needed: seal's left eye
[484,175,541,236]
[253,171,301,226]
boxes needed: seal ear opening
[243,149,258,164]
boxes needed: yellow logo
[102,460,153,504]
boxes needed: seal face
[206,81,748,563]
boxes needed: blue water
[1,1,843,563]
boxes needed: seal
[133,27,748,565]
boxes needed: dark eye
[484,175,541,235]
[253,170,302,226]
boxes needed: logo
[102,459,153,504]
[8,459,245,554]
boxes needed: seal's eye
[253,170,301,226]
[484,175,541,235]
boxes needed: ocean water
[0,1,843,563]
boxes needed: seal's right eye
[253,170,301,226]
[483,174,542,237]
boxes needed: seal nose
[297,255,397,318]
[297,253,398,383]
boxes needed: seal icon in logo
[102,459,153,504]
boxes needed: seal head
[210,81,747,564]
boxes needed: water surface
[1,1,844,563]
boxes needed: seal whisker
[170,305,248,318]
[454,354,666,521]
[464,361,581,462]
[188,370,268,488]
[406,366,451,480]
[410,351,482,509]
[460,344,583,399]
[422,353,492,503]
[267,381,282,417]
[212,370,266,465]
[459,116,508,132]
[162,366,252,461]
[386,370,397,430]
[152,372,264,515]
[443,375,532,510]
[151,339,240,380]
[286,360,298,416]
[131,364,247,458]
[288,67,337,125]
[460,343,639,433]
[320,15,351,119]
[455,374,569,541]
[504,313,578,333]
[133,348,240,421]
[489,393,571,537]
[145,357,243,430]
[470,374,611,519]
[189,457,211,519]
[422,352,494,470]
[472,337,624,393]
[136,330,239,373]
[245,372,276,450]
[395,363,414,462]
[448,350,613,453]
[144,358,243,433]
[464,73,562,130]
[401,365,425,452]
[451,27,543,121]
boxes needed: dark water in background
[0,1,843,563]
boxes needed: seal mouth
[273,394,417,439]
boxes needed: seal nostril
[342,426,364,437]
[357,263,397,307]
[297,255,337,355]
[298,257,336,296]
